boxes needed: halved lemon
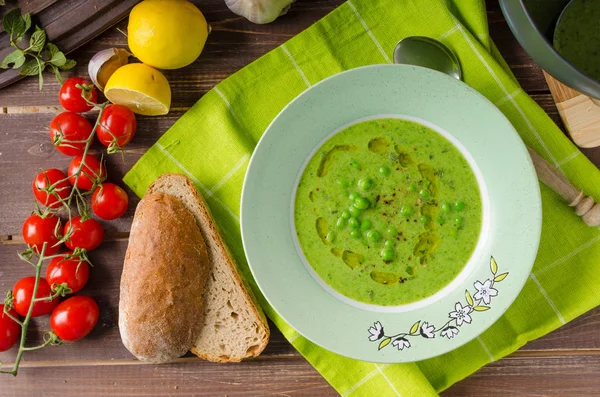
[104,63,171,116]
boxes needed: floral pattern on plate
[369,256,508,351]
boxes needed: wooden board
[544,72,600,148]
[0,0,139,89]
[3,0,600,395]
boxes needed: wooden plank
[1,0,599,395]
[0,238,297,364]
[443,353,600,396]
[524,308,600,351]
[0,1,58,29]
[0,1,550,107]
[0,0,139,89]
[0,356,338,397]
[5,352,600,396]
[0,111,180,236]
[0,0,342,99]
[0,92,567,237]
[2,233,600,367]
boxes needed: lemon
[128,0,210,70]
[104,63,171,116]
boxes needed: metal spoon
[392,36,600,226]
[393,36,462,81]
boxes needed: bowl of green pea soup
[241,65,542,363]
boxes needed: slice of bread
[120,193,210,364]
[147,173,269,362]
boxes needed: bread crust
[119,192,210,363]
[148,174,270,362]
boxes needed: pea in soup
[294,118,483,306]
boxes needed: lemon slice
[104,63,171,116]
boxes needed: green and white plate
[241,65,542,363]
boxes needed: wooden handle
[527,147,600,226]
[543,72,600,148]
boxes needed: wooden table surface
[2,1,600,396]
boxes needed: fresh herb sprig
[1,8,76,90]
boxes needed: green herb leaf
[2,8,26,37]
[37,67,44,91]
[45,43,59,57]
[59,59,76,70]
[20,58,42,76]
[1,49,25,69]
[29,27,46,53]
[22,13,31,34]
[48,64,63,84]
[49,51,66,67]
[2,8,72,90]
[0,1,6,7]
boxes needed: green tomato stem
[4,243,47,376]
[2,91,110,377]
[21,337,54,352]
[2,309,23,327]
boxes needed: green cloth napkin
[124,0,600,395]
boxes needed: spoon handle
[527,147,600,226]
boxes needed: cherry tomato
[49,112,93,156]
[0,304,20,352]
[91,183,129,220]
[96,104,136,150]
[67,154,106,190]
[50,296,99,341]
[59,77,98,113]
[13,277,59,318]
[46,252,90,294]
[22,213,62,255]
[64,216,104,251]
[32,168,72,209]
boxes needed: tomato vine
[1,91,110,376]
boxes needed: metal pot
[499,0,600,100]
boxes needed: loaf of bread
[119,192,210,363]
[147,174,270,362]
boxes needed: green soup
[554,0,600,82]
[294,118,483,306]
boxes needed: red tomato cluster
[45,78,133,220]
[1,77,137,351]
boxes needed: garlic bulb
[88,48,132,91]
[225,0,295,24]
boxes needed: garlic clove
[88,48,133,91]
[224,0,295,24]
